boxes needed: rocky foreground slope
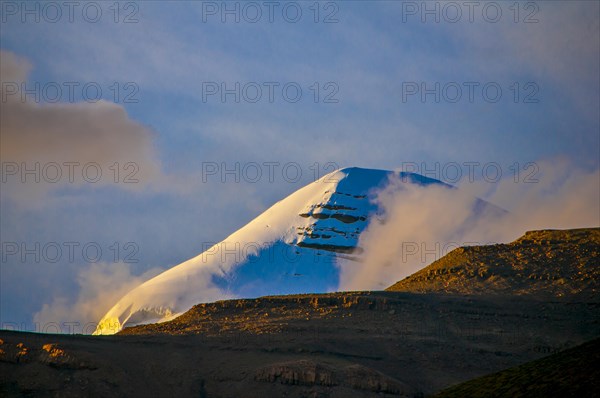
[1,228,598,397]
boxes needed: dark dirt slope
[433,337,600,398]
[387,228,599,298]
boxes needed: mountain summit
[94,167,448,334]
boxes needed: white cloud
[340,159,600,290]
[33,262,162,334]
[0,50,164,203]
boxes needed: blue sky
[1,1,599,331]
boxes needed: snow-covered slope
[94,168,444,334]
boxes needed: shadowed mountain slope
[433,337,600,398]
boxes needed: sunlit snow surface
[94,168,443,334]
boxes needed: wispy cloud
[340,159,600,290]
[33,262,162,334]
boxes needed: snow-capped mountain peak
[94,167,443,334]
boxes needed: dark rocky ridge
[387,228,599,299]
